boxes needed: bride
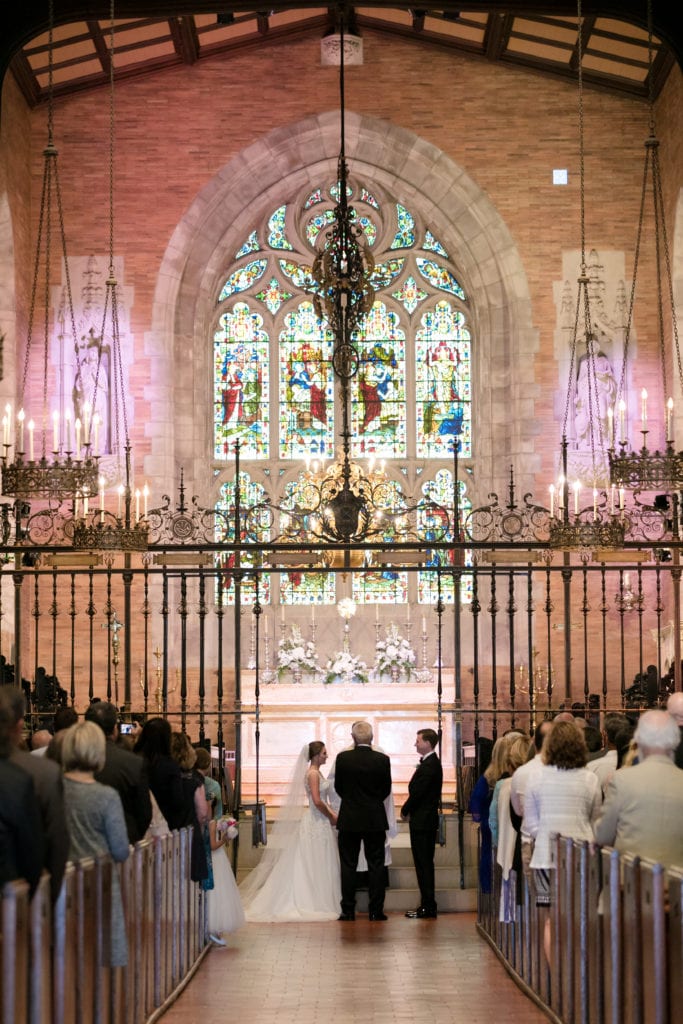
[239,741,341,921]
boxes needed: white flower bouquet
[216,816,239,841]
[324,649,369,685]
[277,625,320,681]
[372,623,417,682]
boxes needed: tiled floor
[159,913,548,1023]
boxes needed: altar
[239,677,457,808]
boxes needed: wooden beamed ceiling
[1,4,679,108]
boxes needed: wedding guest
[492,734,531,922]
[195,746,223,817]
[170,731,209,883]
[666,691,683,768]
[85,700,152,844]
[134,717,185,827]
[1,686,69,902]
[470,732,524,894]
[0,693,45,895]
[401,728,443,919]
[205,800,244,944]
[30,729,52,755]
[524,721,601,963]
[595,710,683,868]
[62,721,130,967]
[589,713,630,795]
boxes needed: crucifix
[102,613,123,706]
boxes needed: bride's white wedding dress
[239,771,341,922]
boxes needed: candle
[117,484,124,518]
[619,399,626,443]
[17,409,25,453]
[28,420,34,461]
[65,409,72,452]
[99,475,105,511]
[593,488,598,521]
[573,480,580,516]
[641,388,648,429]
[4,404,11,448]
[375,603,379,623]
[406,603,411,625]
[93,413,100,456]
[607,406,614,447]
[135,488,141,523]
[83,401,92,446]
[281,604,285,626]
[549,484,555,518]
[619,487,625,511]
[52,410,59,453]
[75,417,82,457]
[74,492,80,519]
[83,487,89,518]
[610,485,616,515]
[624,572,631,589]
[143,483,149,518]
[558,475,565,510]
[311,604,316,627]
[2,414,7,447]
[422,615,427,634]
[667,397,674,443]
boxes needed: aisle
[159,913,548,1024]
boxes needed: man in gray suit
[595,709,683,869]
[1,687,70,902]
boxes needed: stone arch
[147,112,539,507]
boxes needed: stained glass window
[212,174,474,609]
[214,302,270,459]
[216,472,270,605]
[279,302,335,459]
[350,303,406,459]
[417,470,472,605]
[415,301,471,459]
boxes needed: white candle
[143,483,149,518]
[573,480,580,516]
[2,414,7,447]
[65,409,72,452]
[624,572,631,589]
[28,419,34,461]
[558,475,565,510]
[619,487,625,511]
[641,388,648,429]
[93,413,100,456]
[4,404,11,447]
[83,487,89,518]
[667,397,674,443]
[83,401,92,446]
[52,410,59,453]
[549,484,555,518]
[99,475,105,512]
[406,603,411,625]
[619,399,626,443]
[135,488,141,523]
[610,485,616,515]
[311,604,316,627]
[422,615,427,634]
[117,484,124,518]
[17,409,25,453]
[75,417,82,457]
[375,603,379,623]
[607,406,614,447]
[593,488,598,521]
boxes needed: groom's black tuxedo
[401,751,443,914]
[334,745,392,917]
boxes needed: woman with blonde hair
[62,721,130,966]
[469,731,526,894]
[490,734,531,921]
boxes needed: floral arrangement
[277,625,320,680]
[324,649,369,685]
[216,816,238,841]
[372,623,417,681]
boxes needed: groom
[334,721,392,921]
[401,727,442,919]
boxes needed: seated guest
[0,692,45,895]
[85,701,152,844]
[62,722,130,967]
[595,710,683,869]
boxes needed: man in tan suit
[595,710,683,869]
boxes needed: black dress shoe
[368,912,388,921]
[405,908,437,919]
[337,913,355,921]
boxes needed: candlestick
[667,397,674,443]
[17,409,25,453]
[641,388,647,430]
[52,410,59,453]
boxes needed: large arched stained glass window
[213,176,474,606]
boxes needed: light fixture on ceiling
[71,1,147,552]
[608,0,682,501]
[1,0,99,505]
[548,0,625,551]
